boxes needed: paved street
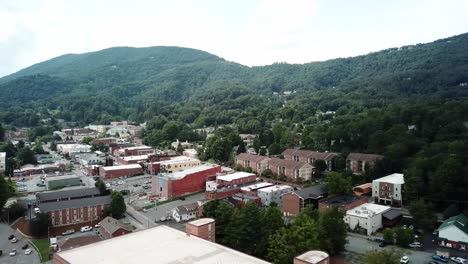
[0,224,40,264]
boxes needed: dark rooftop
[294,184,327,200]
[382,209,403,220]
[319,194,364,206]
[38,195,111,211]
[37,188,101,201]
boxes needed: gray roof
[294,184,327,200]
[100,216,131,234]
[39,195,111,211]
[37,188,101,201]
[175,203,198,214]
[382,209,403,220]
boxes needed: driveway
[0,223,40,264]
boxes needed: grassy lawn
[31,239,50,262]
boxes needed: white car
[80,226,92,232]
[94,224,101,228]
[24,248,32,255]
[451,257,468,264]
[118,180,124,185]
[34,207,41,214]
[400,256,409,264]
[11,237,17,243]
[9,249,16,256]
[105,183,111,188]
[408,242,422,248]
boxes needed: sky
[1,0,468,77]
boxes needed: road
[0,224,40,264]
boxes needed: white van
[34,207,41,214]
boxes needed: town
[0,120,466,264]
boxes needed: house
[372,173,404,206]
[282,184,328,216]
[353,183,372,196]
[152,164,221,200]
[257,185,294,207]
[235,153,270,174]
[268,158,313,181]
[344,203,391,235]
[318,194,368,212]
[282,149,338,171]
[216,172,257,188]
[239,134,256,144]
[172,202,199,222]
[99,216,132,239]
[186,218,216,242]
[294,250,329,264]
[346,153,384,174]
[436,213,468,251]
[0,152,5,172]
[99,164,143,180]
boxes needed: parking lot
[0,224,40,264]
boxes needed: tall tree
[408,199,436,231]
[0,173,12,209]
[109,191,126,219]
[318,207,347,255]
[325,172,352,195]
[363,249,402,264]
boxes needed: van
[34,207,41,214]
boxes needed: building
[171,139,194,150]
[240,182,274,196]
[216,172,257,188]
[14,163,65,176]
[183,149,198,159]
[116,155,150,165]
[228,193,261,207]
[99,216,132,239]
[37,188,111,227]
[76,153,104,167]
[282,149,338,171]
[99,164,143,180]
[46,175,81,190]
[114,145,154,157]
[0,152,5,173]
[382,209,403,227]
[294,250,330,264]
[344,203,391,235]
[155,156,201,174]
[436,213,468,251]
[235,153,270,174]
[152,164,221,200]
[91,137,119,145]
[185,218,216,242]
[52,225,270,264]
[205,186,241,200]
[172,202,199,222]
[318,195,368,212]
[239,134,256,144]
[257,185,294,207]
[58,144,92,156]
[268,158,313,181]
[346,153,384,174]
[353,183,372,196]
[372,173,405,206]
[282,184,328,216]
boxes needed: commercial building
[0,152,5,172]
[14,163,65,176]
[235,153,271,174]
[46,175,81,190]
[52,225,270,264]
[436,213,468,251]
[152,164,221,199]
[294,250,330,264]
[228,193,261,207]
[344,203,391,235]
[346,153,384,174]
[172,202,199,222]
[99,216,132,239]
[116,155,149,165]
[372,173,405,206]
[36,188,102,205]
[318,195,368,212]
[151,156,201,174]
[282,149,338,171]
[114,145,154,157]
[216,172,257,188]
[99,164,143,180]
[185,218,216,242]
[282,184,328,216]
[257,185,294,207]
[353,183,372,196]
[240,182,274,196]
[268,158,313,181]
[58,144,92,156]
[76,153,104,167]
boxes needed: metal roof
[37,188,101,201]
[39,195,111,211]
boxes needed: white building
[57,144,92,155]
[172,203,199,222]
[345,203,391,236]
[0,152,5,173]
[257,185,294,207]
[183,148,198,159]
[76,153,104,167]
[436,213,468,251]
[372,173,405,206]
[205,180,217,192]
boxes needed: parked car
[179,196,186,201]
[8,234,15,240]
[120,189,130,195]
[0,249,3,256]
[133,184,140,187]
[400,256,409,264]
[105,183,111,188]
[378,242,386,247]
[62,229,75,236]
[21,244,28,250]
[143,181,150,184]
[34,207,41,214]
[432,255,448,263]
[9,249,16,256]
[409,242,422,248]
[451,257,468,264]
[11,237,17,243]
[24,248,32,255]
[94,224,101,228]
[117,180,124,185]
[80,226,93,232]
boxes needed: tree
[0,123,4,141]
[257,205,285,257]
[268,143,281,155]
[176,142,184,153]
[81,136,94,145]
[394,227,413,247]
[313,159,328,174]
[214,200,235,244]
[50,141,57,151]
[109,191,126,219]
[227,202,263,255]
[363,249,402,264]
[262,168,273,178]
[259,146,267,156]
[8,202,26,222]
[30,212,51,237]
[0,173,12,209]
[237,140,246,154]
[17,146,37,165]
[95,179,106,194]
[325,172,352,195]
[318,207,347,255]
[383,228,394,244]
[408,199,436,231]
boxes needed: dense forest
[0,33,467,205]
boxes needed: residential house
[268,158,313,181]
[99,216,132,239]
[235,153,270,174]
[346,153,384,174]
[282,149,338,171]
[172,202,199,222]
[282,184,328,216]
[372,173,405,206]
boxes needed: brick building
[99,164,143,180]
[91,137,118,145]
[235,153,271,174]
[216,172,257,188]
[282,149,338,171]
[115,155,150,165]
[240,182,274,196]
[318,194,368,212]
[113,145,154,157]
[257,185,294,207]
[152,164,221,199]
[99,216,132,239]
[186,218,216,242]
[372,173,405,206]
[205,186,241,200]
[346,153,384,174]
[282,184,328,216]
[268,158,313,181]
[149,156,201,174]
[228,193,261,207]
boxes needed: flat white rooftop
[160,156,199,164]
[102,164,142,171]
[55,225,270,264]
[188,218,215,227]
[121,155,148,161]
[217,172,256,182]
[0,152,6,158]
[123,145,152,151]
[295,250,329,264]
[373,173,405,184]
[240,182,274,192]
[257,185,293,194]
[346,203,391,218]
[160,164,218,180]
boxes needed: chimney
[185,218,216,242]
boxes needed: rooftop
[54,225,270,264]
[240,182,274,192]
[437,213,468,235]
[39,195,111,212]
[159,156,199,165]
[295,250,329,264]
[217,172,256,182]
[320,194,365,206]
[0,152,5,158]
[236,153,270,163]
[101,164,142,171]
[187,218,215,227]
[99,216,132,234]
[373,173,405,184]
[282,149,338,161]
[257,185,294,194]
[157,164,219,180]
[382,209,403,220]
[46,175,80,181]
[121,155,149,161]
[37,188,101,201]
[346,203,391,218]
[293,184,328,199]
[123,145,152,151]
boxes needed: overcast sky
[1,0,468,77]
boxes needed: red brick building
[282,184,328,216]
[268,158,313,181]
[91,137,118,145]
[235,153,270,174]
[346,153,384,174]
[282,149,338,171]
[216,172,257,188]
[99,216,132,239]
[318,195,367,212]
[186,218,216,242]
[152,164,221,199]
[228,193,261,208]
[113,145,154,157]
[205,186,241,200]
[115,155,149,165]
[99,164,143,180]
